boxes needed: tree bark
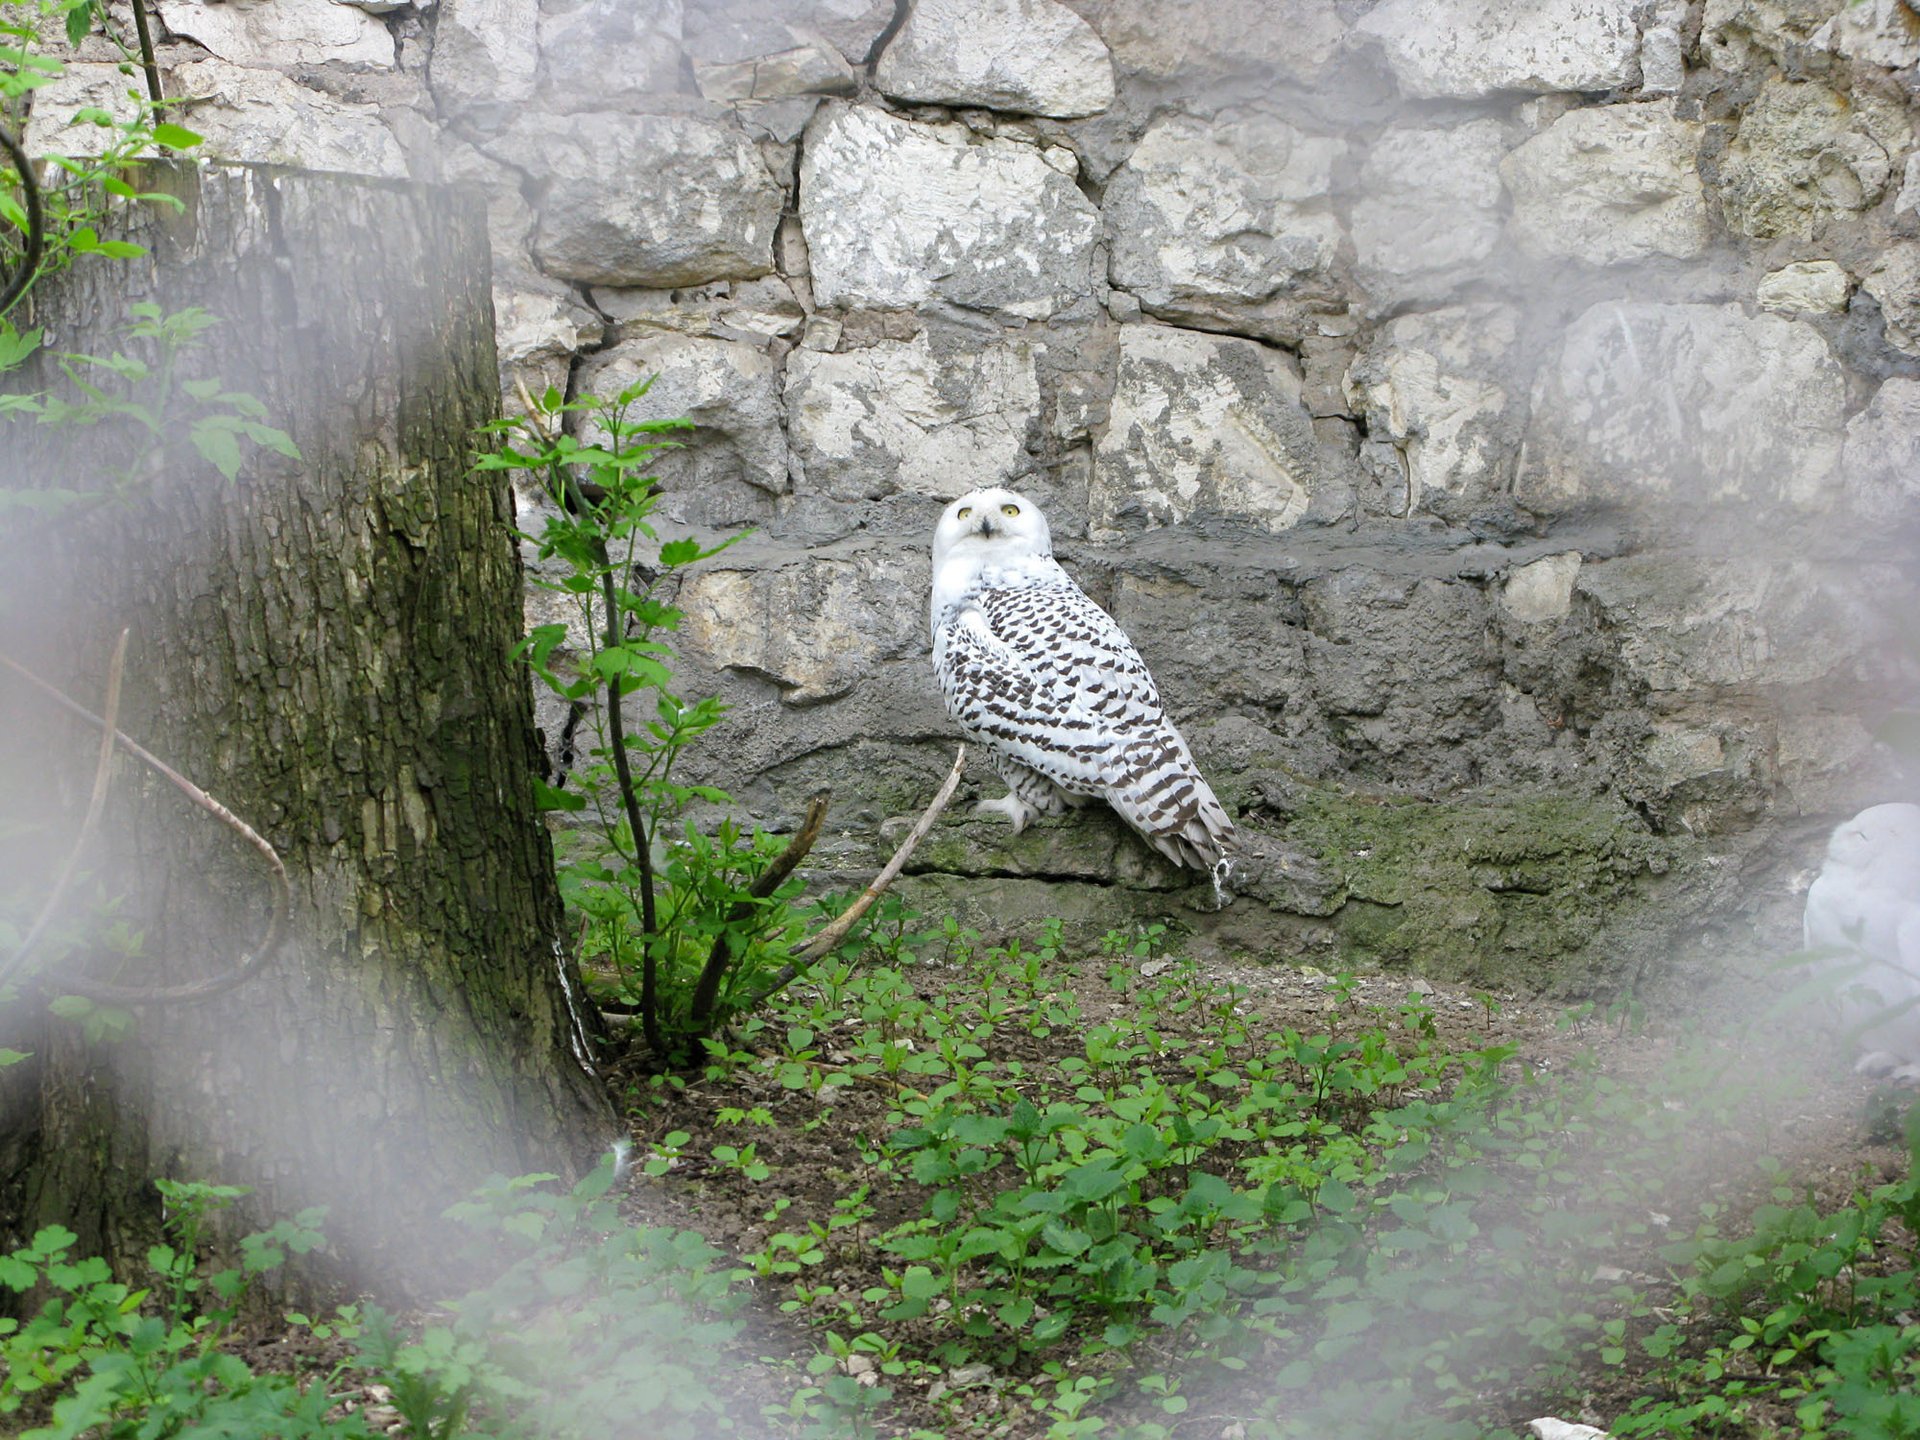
[0,163,615,1294]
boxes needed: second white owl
[929,486,1236,872]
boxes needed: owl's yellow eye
[1001,503,1020,516]
[957,506,973,519]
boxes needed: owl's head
[932,487,1052,566]
[1825,802,1920,875]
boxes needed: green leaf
[0,1048,30,1066]
[150,122,204,150]
[65,1,94,48]
[659,538,702,567]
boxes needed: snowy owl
[1803,802,1920,1080]
[929,486,1236,873]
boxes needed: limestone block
[799,104,1099,321]
[19,63,143,160]
[429,0,539,120]
[1701,0,1846,68]
[1808,0,1920,68]
[1517,303,1847,513]
[875,0,1114,118]
[1355,0,1641,99]
[539,0,685,110]
[1716,79,1909,240]
[685,0,899,68]
[785,333,1043,502]
[1105,112,1344,339]
[571,332,788,510]
[1862,243,1920,355]
[495,274,604,416]
[1577,556,1891,693]
[166,60,408,176]
[694,41,857,101]
[1091,325,1320,538]
[1502,103,1708,264]
[1756,260,1851,313]
[155,0,395,68]
[592,278,807,344]
[1502,553,1583,624]
[1059,0,1346,83]
[1344,305,1524,520]
[678,547,927,704]
[1352,121,1507,303]
[1639,25,1685,94]
[1842,378,1920,522]
[489,112,781,286]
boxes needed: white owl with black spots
[930,487,1236,873]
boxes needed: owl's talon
[976,794,1039,834]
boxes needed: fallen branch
[743,744,967,1011]
[0,647,290,1006]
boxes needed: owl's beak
[977,517,998,538]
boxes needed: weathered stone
[1639,25,1685,94]
[875,0,1114,118]
[1058,0,1346,83]
[1351,121,1507,303]
[1842,378,1920,522]
[429,0,539,121]
[799,104,1099,321]
[678,544,927,705]
[1862,243,1920,355]
[1701,0,1846,68]
[571,333,788,524]
[19,62,143,160]
[1716,79,1908,240]
[1808,0,1920,68]
[488,112,781,287]
[538,0,685,110]
[592,278,806,344]
[166,59,407,175]
[155,0,395,68]
[1756,260,1851,313]
[1105,112,1344,339]
[1502,103,1708,264]
[1091,325,1320,538]
[1503,553,1583,624]
[1356,0,1641,100]
[1517,303,1847,513]
[494,273,604,418]
[1344,305,1524,520]
[785,332,1043,502]
[694,41,856,101]
[684,0,899,68]
[1577,555,1892,693]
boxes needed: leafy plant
[479,380,819,1065]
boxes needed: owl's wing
[947,583,1236,870]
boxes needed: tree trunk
[0,163,615,1295]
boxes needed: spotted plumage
[930,486,1236,872]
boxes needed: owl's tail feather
[1107,733,1238,873]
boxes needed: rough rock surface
[1355,0,1642,99]
[875,0,1115,117]
[537,0,686,111]
[1105,112,1344,339]
[428,0,538,121]
[1351,121,1508,303]
[156,0,395,68]
[1517,303,1848,514]
[1345,306,1525,521]
[799,104,1099,320]
[1756,260,1851,313]
[1091,325,1322,538]
[786,332,1044,502]
[489,112,782,287]
[572,333,789,527]
[1861,243,1920,355]
[1502,103,1709,265]
[1715,79,1909,240]
[1842,378,1920,521]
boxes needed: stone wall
[23,0,1920,989]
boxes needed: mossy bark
[0,164,615,1295]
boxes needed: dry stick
[686,789,832,1031]
[2,630,129,988]
[0,649,290,1006]
[744,744,967,1011]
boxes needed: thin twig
[600,567,665,1058]
[688,790,831,1031]
[0,648,290,1006]
[744,746,967,1011]
[3,630,128,985]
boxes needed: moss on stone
[1281,785,1681,992]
